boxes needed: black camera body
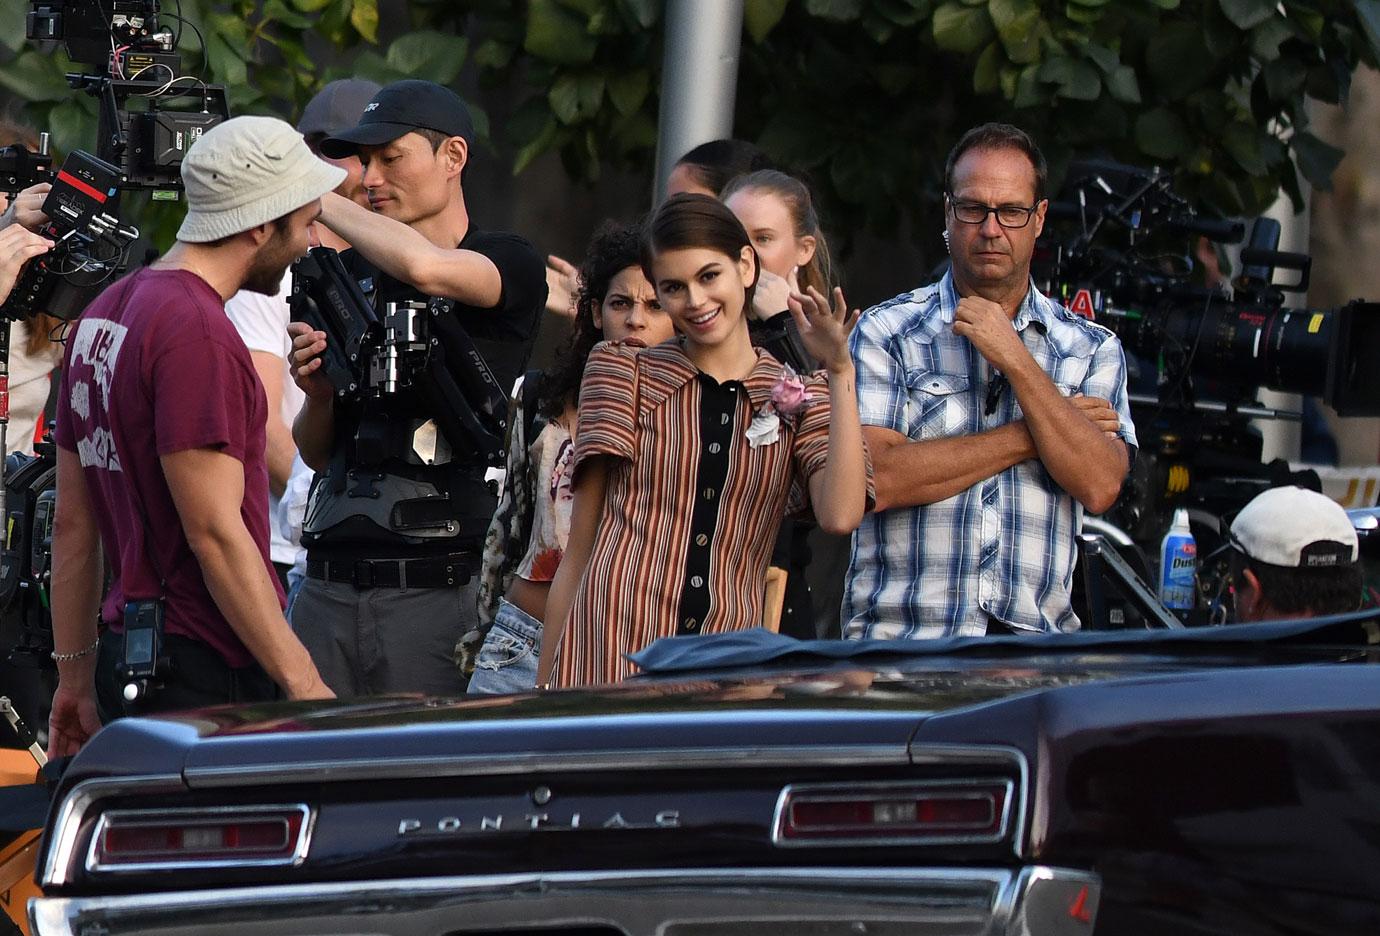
[28,1,165,66]
[1036,158,1380,545]
[0,149,141,322]
[1040,165,1380,419]
[1,1,229,321]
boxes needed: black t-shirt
[306,228,547,558]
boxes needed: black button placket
[677,376,739,635]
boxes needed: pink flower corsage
[747,366,809,449]
[771,366,809,417]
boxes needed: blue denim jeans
[285,567,305,619]
[467,598,542,695]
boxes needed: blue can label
[1159,536,1197,610]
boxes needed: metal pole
[1254,188,1309,463]
[653,0,745,203]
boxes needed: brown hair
[944,122,1048,201]
[640,193,759,313]
[0,118,63,355]
[720,169,836,296]
[1229,550,1362,618]
[673,139,773,195]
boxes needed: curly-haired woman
[470,222,675,693]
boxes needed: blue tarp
[627,610,1380,674]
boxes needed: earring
[942,230,951,253]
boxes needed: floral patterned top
[514,419,575,581]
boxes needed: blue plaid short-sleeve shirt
[842,271,1137,639]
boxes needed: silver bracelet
[51,637,100,662]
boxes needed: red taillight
[89,806,310,870]
[774,782,1011,846]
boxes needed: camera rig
[26,1,229,194]
[0,144,140,322]
[1041,160,1378,418]
[1037,158,1380,596]
[290,247,509,468]
[0,2,230,324]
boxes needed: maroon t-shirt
[54,267,284,669]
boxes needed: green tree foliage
[1,0,1377,250]
[0,0,466,242]
[455,0,1380,241]
[412,0,1380,245]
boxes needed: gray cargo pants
[289,576,476,697]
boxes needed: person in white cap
[47,116,341,758]
[1227,485,1362,622]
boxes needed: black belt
[306,553,477,589]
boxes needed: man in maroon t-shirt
[48,116,343,757]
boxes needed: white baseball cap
[1230,486,1358,568]
[177,115,346,243]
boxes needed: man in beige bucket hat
[47,116,341,758]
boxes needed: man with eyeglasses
[843,123,1136,639]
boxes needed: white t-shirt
[6,319,62,457]
[224,274,305,567]
[279,453,313,582]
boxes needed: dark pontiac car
[24,614,1380,936]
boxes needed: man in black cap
[286,79,546,697]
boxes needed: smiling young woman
[537,194,874,689]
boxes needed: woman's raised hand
[788,285,859,374]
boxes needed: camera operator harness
[289,247,509,570]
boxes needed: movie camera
[290,247,510,467]
[0,143,139,320]
[1036,159,1380,546]
[0,1,229,322]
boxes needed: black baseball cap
[319,80,475,158]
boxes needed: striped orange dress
[552,339,873,688]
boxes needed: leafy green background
[1,0,1378,265]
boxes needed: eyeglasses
[946,194,1043,229]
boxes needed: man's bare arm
[865,422,1036,512]
[537,457,608,686]
[161,447,333,700]
[1004,355,1128,513]
[954,295,1128,514]
[316,192,502,308]
[48,445,105,757]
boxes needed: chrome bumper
[32,866,1099,936]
